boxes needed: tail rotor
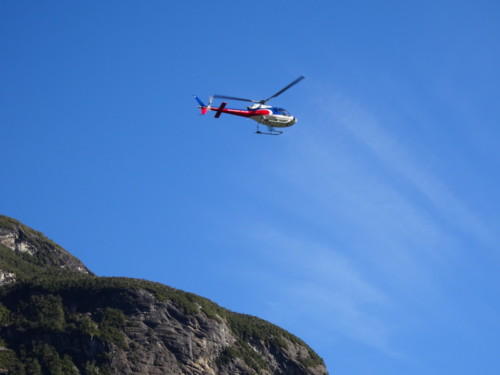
[206,96,213,114]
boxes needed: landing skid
[256,125,283,136]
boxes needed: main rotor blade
[261,75,305,103]
[213,94,259,103]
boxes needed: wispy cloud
[244,226,396,354]
[332,97,495,247]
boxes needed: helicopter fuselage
[207,105,297,128]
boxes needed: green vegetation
[0,349,26,374]
[23,344,79,375]
[96,308,127,349]
[0,343,80,375]
[0,244,45,280]
[0,216,20,231]
[17,294,65,331]
[228,313,297,344]
[217,341,269,373]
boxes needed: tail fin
[194,95,207,114]
[194,95,213,115]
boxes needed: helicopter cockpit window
[273,108,290,116]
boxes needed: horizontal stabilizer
[215,102,227,118]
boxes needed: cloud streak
[245,226,396,354]
[335,98,494,245]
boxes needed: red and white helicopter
[194,76,304,135]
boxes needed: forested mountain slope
[0,215,328,375]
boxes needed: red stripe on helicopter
[210,107,272,118]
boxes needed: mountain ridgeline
[0,215,328,375]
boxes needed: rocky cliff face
[0,215,328,375]
[0,216,92,282]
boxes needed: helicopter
[194,76,305,135]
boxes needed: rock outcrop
[0,215,92,277]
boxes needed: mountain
[0,215,328,375]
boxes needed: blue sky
[2,1,500,373]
